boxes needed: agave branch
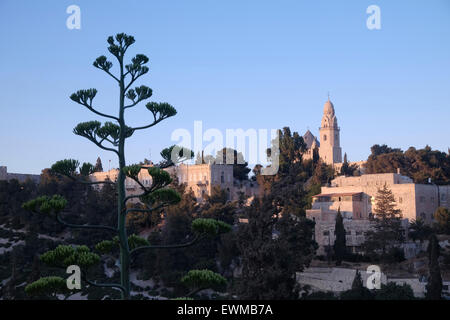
[55,211,117,232]
[129,234,203,255]
[70,89,119,121]
[131,102,177,131]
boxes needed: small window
[323,135,327,141]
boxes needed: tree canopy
[365,144,450,184]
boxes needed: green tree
[180,269,227,298]
[263,127,312,217]
[340,153,357,177]
[333,208,346,266]
[434,207,450,234]
[408,219,433,243]
[363,184,404,258]
[215,148,251,181]
[374,282,415,300]
[373,183,402,220]
[235,197,316,299]
[365,144,450,185]
[425,234,442,300]
[340,270,374,300]
[310,160,335,186]
[22,33,229,300]
[201,186,236,225]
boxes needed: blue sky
[0,0,449,174]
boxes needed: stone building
[303,98,342,166]
[89,162,258,203]
[306,172,450,253]
[309,172,450,223]
[0,165,40,184]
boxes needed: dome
[323,99,335,115]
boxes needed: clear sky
[1,0,449,174]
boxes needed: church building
[303,98,342,166]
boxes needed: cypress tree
[340,270,374,300]
[333,208,346,266]
[425,234,442,300]
[351,270,364,290]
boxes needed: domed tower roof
[321,98,338,128]
[323,99,335,115]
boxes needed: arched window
[323,135,327,141]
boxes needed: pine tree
[235,197,316,299]
[434,207,450,234]
[374,183,402,219]
[408,219,433,243]
[363,184,404,257]
[425,234,442,300]
[333,208,346,266]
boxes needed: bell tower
[319,97,342,165]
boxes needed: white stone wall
[0,165,40,183]
[311,219,376,255]
[297,267,439,298]
[318,173,450,223]
[89,163,251,202]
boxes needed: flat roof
[313,192,362,198]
